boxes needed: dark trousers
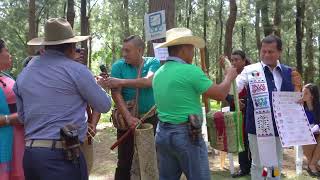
[23,147,88,180]
[238,132,251,173]
[114,115,158,180]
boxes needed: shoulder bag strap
[133,59,144,117]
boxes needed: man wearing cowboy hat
[98,35,160,180]
[13,18,112,180]
[152,27,238,180]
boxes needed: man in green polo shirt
[98,35,160,180]
[153,28,237,180]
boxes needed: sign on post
[145,10,166,41]
[272,91,316,147]
[153,43,168,61]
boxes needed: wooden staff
[200,48,210,113]
[200,48,213,145]
[110,106,157,150]
[86,105,93,145]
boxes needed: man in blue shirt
[98,35,160,180]
[13,18,112,180]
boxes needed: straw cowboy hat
[156,28,205,49]
[28,18,89,46]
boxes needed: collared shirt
[236,60,283,92]
[166,56,187,64]
[260,60,282,91]
[13,50,112,141]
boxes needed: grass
[210,171,317,180]
[99,112,111,123]
[209,100,222,111]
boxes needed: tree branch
[10,26,27,46]
[89,0,99,15]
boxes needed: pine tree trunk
[123,0,130,38]
[28,0,36,55]
[296,0,303,74]
[318,35,320,83]
[146,0,176,56]
[273,0,282,37]
[63,2,67,17]
[203,0,209,71]
[217,0,224,84]
[186,0,192,28]
[304,2,315,83]
[218,0,223,56]
[81,0,88,65]
[67,0,75,28]
[261,0,272,36]
[224,0,237,58]
[255,0,261,53]
[241,26,246,52]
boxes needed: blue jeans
[155,122,210,180]
[23,147,88,180]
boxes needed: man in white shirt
[236,35,294,180]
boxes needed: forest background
[0,0,319,85]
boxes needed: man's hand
[104,77,125,89]
[87,122,97,137]
[128,116,140,129]
[296,98,304,105]
[239,99,246,110]
[224,67,238,81]
[99,72,109,78]
[311,124,320,134]
[218,55,227,69]
[96,76,108,90]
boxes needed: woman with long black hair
[302,83,320,177]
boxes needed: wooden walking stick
[86,105,93,145]
[200,48,210,113]
[199,48,213,146]
[110,106,157,150]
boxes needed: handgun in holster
[60,124,81,163]
[188,114,203,144]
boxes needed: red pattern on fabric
[239,88,247,142]
[213,112,228,151]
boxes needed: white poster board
[153,43,168,61]
[272,91,316,147]
[144,10,166,41]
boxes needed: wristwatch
[4,115,10,125]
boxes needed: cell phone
[99,64,107,73]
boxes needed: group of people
[0,17,319,180]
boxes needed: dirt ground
[89,123,318,180]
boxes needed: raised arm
[75,67,112,113]
[106,71,155,88]
[101,58,160,89]
[204,67,238,101]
